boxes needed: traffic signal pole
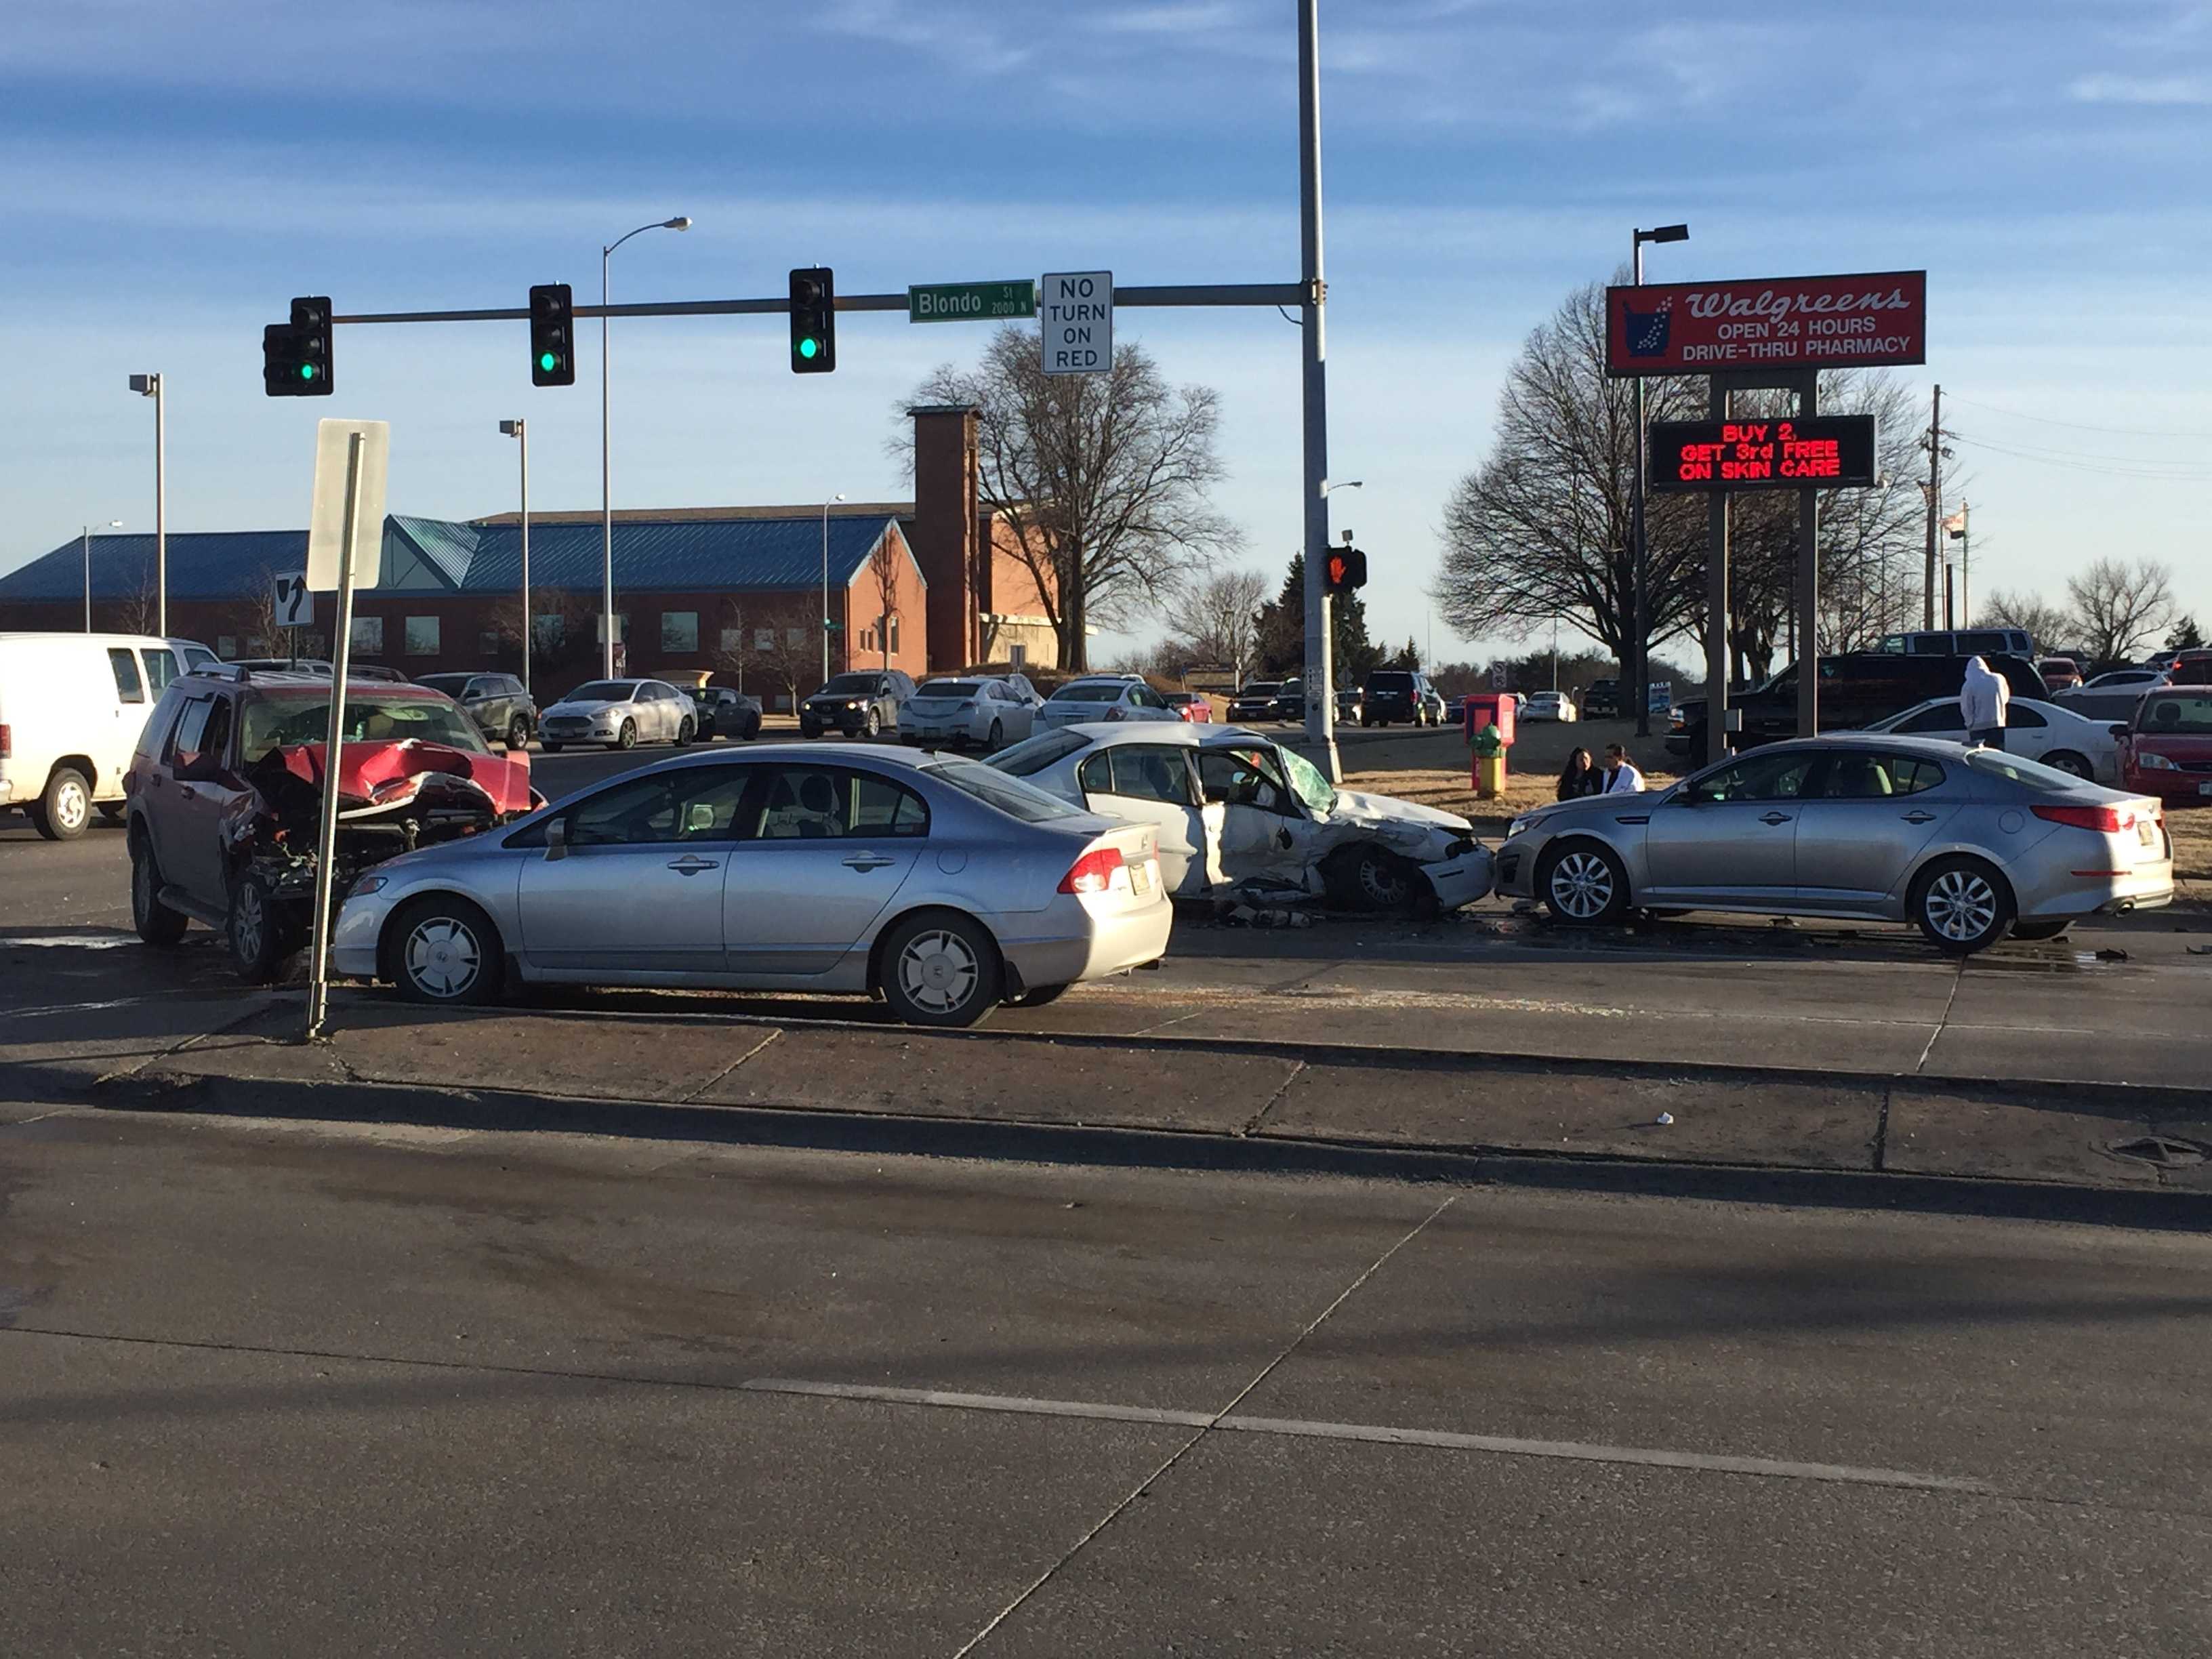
[1296,0,1340,783]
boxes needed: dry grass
[2165,807,2212,896]
[1345,765,1681,840]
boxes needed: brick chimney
[907,404,981,672]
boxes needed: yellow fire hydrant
[1471,720,1507,800]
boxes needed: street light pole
[129,374,165,636]
[600,215,691,678]
[1630,222,1688,739]
[83,520,121,632]
[1297,0,1340,783]
[500,419,530,695]
[821,493,845,687]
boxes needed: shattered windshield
[1275,745,1337,816]
[241,693,490,763]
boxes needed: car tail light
[2032,802,2139,834]
[0,723,9,760]
[1059,844,1126,895]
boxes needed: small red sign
[1605,270,1926,377]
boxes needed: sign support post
[1705,375,1732,768]
[306,431,365,1041]
[1296,0,1339,782]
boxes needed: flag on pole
[1942,510,1967,537]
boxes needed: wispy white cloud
[2069,71,2212,104]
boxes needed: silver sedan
[1495,736,2172,951]
[331,743,1170,1026]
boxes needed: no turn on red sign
[1041,271,1111,375]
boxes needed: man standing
[1961,655,2010,751]
[1601,742,1646,794]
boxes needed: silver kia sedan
[331,743,1170,1026]
[1495,736,2172,951]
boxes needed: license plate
[2199,782,2212,798]
[1130,861,1153,896]
[2142,819,2159,844]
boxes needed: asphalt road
[2,1104,2207,1654]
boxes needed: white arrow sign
[273,571,312,628]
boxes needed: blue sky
[5,0,2211,661]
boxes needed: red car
[1162,691,1213,723]
[2037,656,2083,693]
[2119,689,2212,806]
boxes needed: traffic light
[789,266,836,373]
[262,295,333,396]
[1324,544,1368,596]
[529,283,575,386]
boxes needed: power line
[1950,432,2212,482]
[1944,394,2212,441]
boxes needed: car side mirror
[545,817,569,861]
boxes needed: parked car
[539,678,696,751]
[1496,736,2170,951]
[1580,678,1622,719]
[800,670,914,738]
[1856,695,2122,785]
[1523,691,1576,723]
[897,675,1042,749]
[327,744,1169,1028]
[1668,653,2047,758]
[1227,681,1284,723]
[2036,657,2084,693]
[2084,667,2168,691]
[125,670,539,979]
[1334,689,1363,726]
[691,685,764,741]
[2119,689,2212,805]
[2168,649,2212,687]
[1035,676,1183,731]
[2147,649,2184,672]
[0,632,227,839]
[1870,628,2038,659]
[1162,691,1212,723]
[989,722,1494,912]
[1274,680,1307,723]
[1360,670,1438,727]
[223,657,410,683]
[415,672,538,750]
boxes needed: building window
[405,616,441,656]
[720,627,745,655]
[1008,642,1027,669]
[351,617,384,655]
[477,631,500,658]
[785,628,805,649]
[217,635,238,659]
[661,611,699,654]
[755,628,775,652]
[533,614,565,651]
[888,615,901,655]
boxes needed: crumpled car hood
[265,740,534,817]
[1328,788,1475,857]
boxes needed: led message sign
[1605,271,1926,376]
[1647,416,1879,491]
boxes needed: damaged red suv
[124,668,539,980]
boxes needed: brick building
[0,407,1067,705]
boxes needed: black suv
[1360,670,1436,727]
[1580,677,1622,719]
[414,673,537,750]
[801,670,914,738]
[1227,682,1284,723]
[1668,652,2048,758]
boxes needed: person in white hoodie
[1961,655,2010,751]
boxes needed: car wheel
[1349,843,1418,910]
[2041,750,2093,780]
[800,721,820,739]
[506,716,529,751]
[986,719,1004,750]
[227,869,299,984]
[130,832,188,945]
[29,766,91,841]
[388,895,503,1006]
[541,741,562,753]
[877,912,1002,1029]
[2011,918,2072,942]
[1007,982,1073,1009]
[1911,856,2015,954]
[616,720,636,751]
[745,714,762,741]
[1537,840,1630,927]
[865,709,882,738]
[675,717,695,747]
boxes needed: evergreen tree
[1252,552,1378,680]
[2167,615,2205,652]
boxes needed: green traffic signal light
[539,351,558,373]
[300,363,316,382]
[798,337,819,360]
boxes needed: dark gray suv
[801,670,914,738]
[415,673,537,750]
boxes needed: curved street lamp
[600,216,692,677]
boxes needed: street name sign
[306,418,389,590]
[1647,415,1879,491]
[273,571,312,628]
[909,280,1036,323]
[1042,270,1112,375]
[1605,271,1926,376]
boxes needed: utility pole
[1296,0,1340,782]
[1921,383,1942,629]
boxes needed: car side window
[164,697,213,766]
[2009,706,2047,729]
[1112,746,1197,806]
[1896,701,1963,734]
[1689,752,1818,803]
[851,774,928,837]
[140,648,181,692]
[107,647,146,704]
[738,765,925,840]
[1077,752,1115,796]
[199,697,235,769]
[567,766,750,847]
[1820,754,1945,800]
[1197,747,1291,813]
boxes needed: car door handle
[178,787,197,802]
[1902,811,1937,823]
[665,855,720,876]
[1759,811,1793,825]
[842,853,897,872]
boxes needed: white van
[0,633,220,839]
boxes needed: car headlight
[1507,815,1532,838]
[2137,750,2181,771]
[350,874,390,897]
[846,701,863,710]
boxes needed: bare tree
[901,328,1241,670]
[2066,557,2175,664]
[710,598,762,695]
[863,536,903,670]
[1164,566,1267,680]
[1977,588,2076,650]
[747,599,827,709]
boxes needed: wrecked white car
[987,723,1494,912]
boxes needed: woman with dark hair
[1557,747,1601,800]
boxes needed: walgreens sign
[1605,270,1926,377]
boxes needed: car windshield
[415,674,471,695]
[1050,681,1126,701]
[821,674,878,695]
[241,692,489,762]
[2138,693,2212,734]
[924,758,1088,823]
[565,682,632,703]
[1275,744,1337,815]
[987,729,1089,777]
[918,681,981,698]
[1964,748,2094,794]
[1237,684,1279,697]
[1366,674,1414,692]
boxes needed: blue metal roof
[0,514,906,603]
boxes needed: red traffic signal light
[1325,546,1367,594]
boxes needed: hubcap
[1550,851,1614,920]
[898,929,979,1015]
[2049,754,2089,779]
[55,780,87,832]
[232,884,264,962]
[405,918,481,998]
[1925,869,1997,942]
[1358,853,1410,906]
